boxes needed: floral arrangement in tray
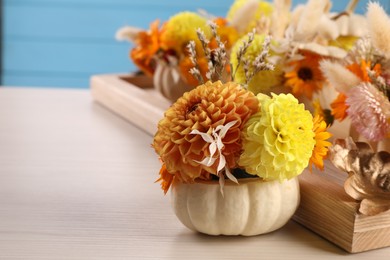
[116,0,390,231]
[148,15,332,235]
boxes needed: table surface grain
[1,87,389,259]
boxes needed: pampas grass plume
[367,2,390,57]
[320,60,361,93]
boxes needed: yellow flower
[230,34,283,94]
[160,12,210,55]
[227,0,273,34]
[153,81,259,183]
[239,93,315,181]
[309,115,332,171]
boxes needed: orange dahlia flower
[153,81,259,183]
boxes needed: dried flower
[190,121,239,195]
[211,18,239,50]
[230,34,283,94]
[367,2,390,57]
[115,26,142,42]
[329,138,390,216]
[320,59,361,93]
[153,81,258,183]
[186,41,205,84]
[239,93,316,181]
[346,82,390,142]
[179,55,208,86]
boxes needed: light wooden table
[0,87,389,259]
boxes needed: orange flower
[347,60,381,82]
[309,115,332,171]
[155,164,174,194]
[130,20,161,75]
[331,93,349,121]
[153,81,259,183]
[284,52,324,99]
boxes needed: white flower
[190,121,238,195]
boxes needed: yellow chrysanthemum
[309,115,332,171]
[239,93,315,181]
[230,34,283,94]
[153,81,259,184]
[160,12,211,55]
[227,0,273,34]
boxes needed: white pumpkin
[170,177,300,236]
[153,62,193,102]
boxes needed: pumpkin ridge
[171,180,196,231]
[266,181,283,232]
[189,182,221,235]
[241,182,255,236]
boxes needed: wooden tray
[90,73,170,135]
[295,164,390,253]
[90,73,390,253]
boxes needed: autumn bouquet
[151,21,332,235]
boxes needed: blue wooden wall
[1,0,387,88]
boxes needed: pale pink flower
[346,83,390,142]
